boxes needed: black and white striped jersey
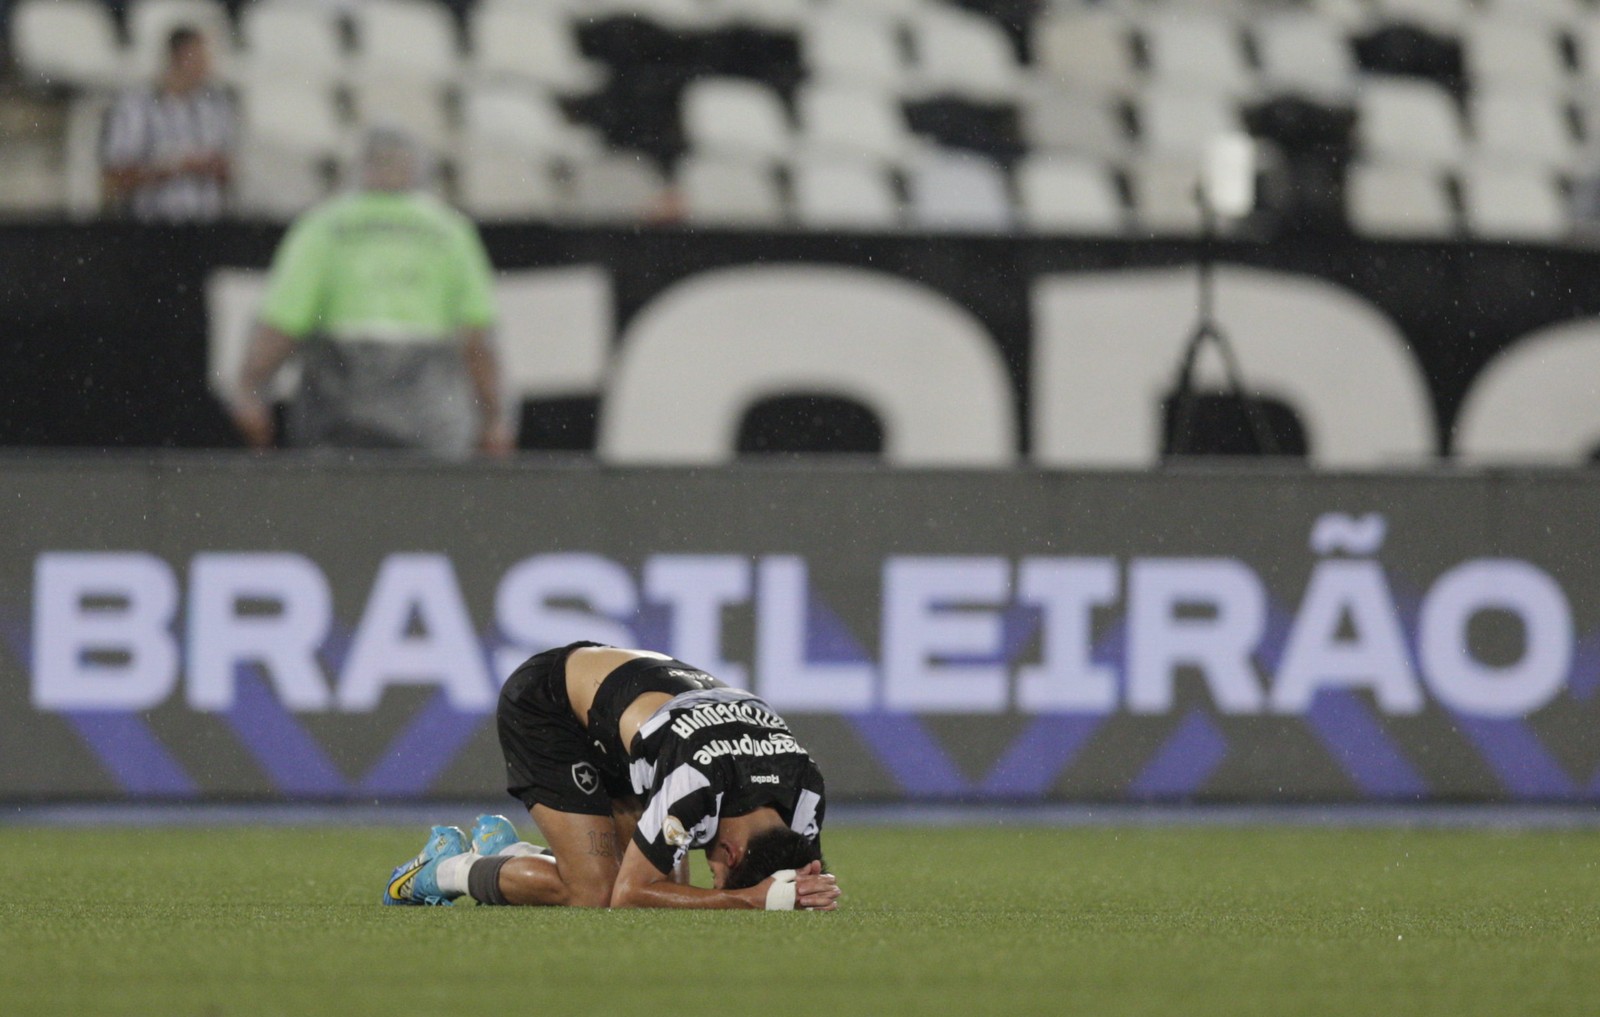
[101,84,235,222]
[628,686,826,874]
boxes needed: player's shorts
[496,643,724,816]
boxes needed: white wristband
[764,869,798,910]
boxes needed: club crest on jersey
[663,815,691,847]
[571,762,600,796]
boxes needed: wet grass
[0,825,1595,1016]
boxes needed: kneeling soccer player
[383,642,840,910]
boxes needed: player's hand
[478,419,515,458]
[232,398,275,450]
[793,860,840,911]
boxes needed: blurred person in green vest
[230,127,512,458]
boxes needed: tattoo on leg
[586,830,617,858]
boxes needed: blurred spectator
[101,25,235,222]
[231,129,511,459]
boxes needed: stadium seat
[1371,0,1473,31]
[1479,0,1586,23]
[455,149,563,221]
[588,0,713,29]
[351,0,461,85]
[1126,158,1205,235]
[1138,10,1255,97]
[234,142,335,220]
[0,143,65,217]
[1014,153,1124,235]
[681,77,793,163]
[469,5,607,94]
[707,0,813,30]
[1355,78,1468,169]
[1020,89,1131,162]
[1253,12,1359,100]
[237,80,344,158]
[10,0,129,90]
[127,0,235,81]
[350,77,455,153]
[63,95,112,218]
[1345,162,1458,237]
[460,83,604,161]
[1470,89,1578,171]
[795,82,922,166]
[1136,89,1243,160]
[676,155,786,226]
[814,0,928,21]
[906,6,1026,101]
[801,10,913,93]
[1032,10,1139,96]
[789,155,901,229]
[1462,19,1571,92]
[565,153,669,221]
[238,1,347,87]
[904,150,1014,231]
[1458,163,1568,240]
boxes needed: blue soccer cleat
[470,814,520,857]
[382,825,468,906]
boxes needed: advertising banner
[3,458,1598,804]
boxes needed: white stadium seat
[455,150,563,221]
[1033,10,1139,96]
[238,1,347,87]
[1136,89,1243,160]
[1355,78,1468,169]
[707,0,814,30]
[460,83,602,161]
[1371,0,1473,30]
[1126,158,1205,235]
[796,82,922,166]
[11,0,128,90]
[350,77,454,153]
[676,155,786,226]
[235,142,335,220]
[237,80,344,157]
[906,6,1025,101]
[801,11,913,92]
[1459,163,1568,241]
[1139,10,1254,96]
[790,155,901,229]
[351,0,461,85]
[1021,89,1131,161]
[565,153,669,222]
[905,150,1014,232]
[1345,162,1458,238]
[1471,90,1578,171]
[127,0,234,81]
[1462,19,1571,92]
[469,4,607,93]
[1015,154,1124,235]
[1253,13,1358,100]
[681,77,793,162]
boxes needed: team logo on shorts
[571,762,600,796]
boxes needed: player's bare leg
[491,805,621,907]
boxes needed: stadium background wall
[5,223,1600,460]
[3,457,1599,804]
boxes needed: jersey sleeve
[631,761,719,875]
[259,210,333,338]
[450,218,496,330]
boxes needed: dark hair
[723,828,823,891]
[167,26,204,59]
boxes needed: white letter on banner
[494,554,637,681]
[186,553,332,712]
[32,552,179,711]
[645,555,751,687]
[1016,558,1118,713]
[1271,560,1423,715]
[756,556,874,711]
[1419,560,1572,718]
[882,557,1008,713]
[1127,559,1265,714]
[338,554,493,711]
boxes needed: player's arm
[461,326,511,457]
[611,841,836,910]
[232,324,296,448]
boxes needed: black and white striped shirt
[628,686,826,875]
[101,84,235,222]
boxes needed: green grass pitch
[1,823,1596,1016]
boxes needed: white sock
[435,852,478,896]
[498,841,555,860]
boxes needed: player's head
[360,127,424,193]
[711,822,824,891]
[165,26,211,89]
